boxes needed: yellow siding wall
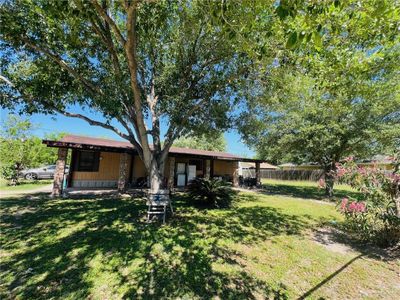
[72,152,132,181]
[132,155,147,179]
[213,160,237,176]
[72,152,120,180]
[72,152,239,183]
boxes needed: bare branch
[115,115,144,157]
[55,109,129,139]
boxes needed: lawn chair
[146,189,173,224]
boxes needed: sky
[0,107,255,158]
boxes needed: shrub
[188,178,234,208]
[336,156,400,247]
[0,163,20,186]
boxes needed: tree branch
[89,16,123,79]
[90,0,126,47]
[125,2,152,160]
[21,37,104,97]
[0,75,143,153]
[55,109,129,139]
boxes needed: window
[189,159,203,171]
[76,151,100,172]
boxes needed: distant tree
[238,0,400,197]
[0,115,65,184]
[173,133,227,152]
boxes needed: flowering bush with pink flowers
[336,155,400,247]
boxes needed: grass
[0,182,398,299]
[0,179,52,192]
[261,179,361,201]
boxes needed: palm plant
[188,178,234,208]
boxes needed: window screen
[77,151,100,172]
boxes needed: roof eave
[42,139,265,163]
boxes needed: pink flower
[356,202,366,213]
[344,156,354,162]
[344,201,367,213]
[336,167,346,177]
[348,202,357,212]
[358,167,367,175]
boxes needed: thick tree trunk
[148,156,166,193]
[325,172,335,198]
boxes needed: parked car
[20,165,69,180]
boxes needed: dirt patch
[312,227,357,255]
[311,227,400,260]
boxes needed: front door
[176,163,186,187]
[188,165,196,182]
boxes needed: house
[239,161,277,177]
[43,135,264,196]
[357,155,395,171]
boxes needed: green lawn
[261,179,361,201]
[1,183,398,299]
[0,179,52,192]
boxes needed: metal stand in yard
[146,189,174,224]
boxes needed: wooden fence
[242,169,324,181]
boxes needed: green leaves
[286,32,297,49]
[238,0,400,167]
[313,32,323,51]
[173,133,227,152]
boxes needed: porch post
[233,161,239,187]
[52,148,68,197]
[255,162,261,186]
[168,157,175,191]
[205,159,211,179]
[118,152,129,192]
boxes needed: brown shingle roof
[44,134,261,161]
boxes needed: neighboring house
[43,135,264,195]
[239,162,277,177]
[357,155,395,171]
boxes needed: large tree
[0,0,250,192]
[238,0,400,197]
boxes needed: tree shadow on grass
[0,192,325,299]
[260,182,362,202]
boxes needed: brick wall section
[205,160,211,179]
[233,161,239,187]
[255,162,261,186]
[118,153,129,192]
[52,148,68,197]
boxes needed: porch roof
[43,135,264,163]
